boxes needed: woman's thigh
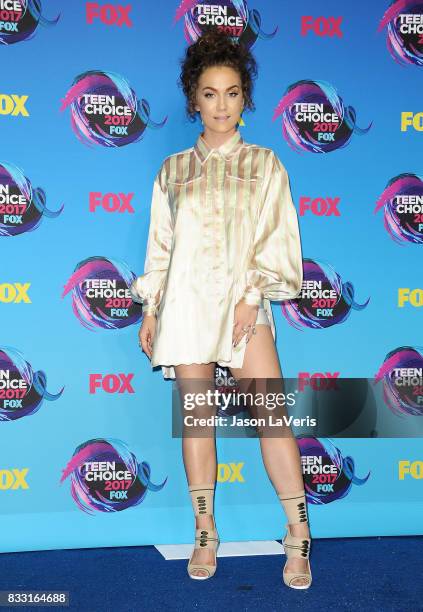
[174,363,217,431]
[174,363,216,380]
[229,325,282,379]
[228,326,289,430]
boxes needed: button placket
[205,154,219,298]
[215,153,225,291]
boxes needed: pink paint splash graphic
[60,438,167,514]
[274,79,372,154]
[299,438,370,504]
[374,346,423,416]
[173,0,277,49]
[61,256,142,331]
[60,70,167,147]
[0,346,63,421]
[374,173,423,244]
[0,162,64,237]
[281,258,369,330]
[0,0,60,45]
[377,0,423,66]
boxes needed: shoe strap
[277,490,308,525]
[283,529,311,560]
[188,483,215,517]
[194,527,219,551]
[283,563,312,588]
[187,564,215,577]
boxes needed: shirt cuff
[241,286,263,307]
[142,301,158,317]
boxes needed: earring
[238,108,245,127]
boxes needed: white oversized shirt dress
[130,128,303,379]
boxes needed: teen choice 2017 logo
[60,438,167,514]
[173,0,277,49]
[0,346,63,421]
[61,256,142,331]
[0,161,63,237]
[375,173,423,244]
[374,346,423,416]
[281,258,370,330]
[377,1,423,67]
[274,79,372,153]
[300,437,370,504]
[0,0,60,45]
[60,70,167,148]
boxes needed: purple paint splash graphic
[374,346,423,416]
[377,0,423,67]
[173,0,277,49]
[281,258,370,330]
[0,0,60,46]
[61,256,142,331]
[374,173,423,244]
[60,70,167,148]
[299,437,370,504]
[0,346,64,421]
[274,80,372,154]
[0,161,64,237]
[60,438,167,514]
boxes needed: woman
[130,30,311,589]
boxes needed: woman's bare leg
[175,362,217,578]
[228,325,310,586]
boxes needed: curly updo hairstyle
[178,29,258,123]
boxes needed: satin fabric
[255,302,271,327]
[130,128,303,379]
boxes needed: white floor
[155,540,285,560]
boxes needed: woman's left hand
[233,299,259,347]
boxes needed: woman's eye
[204,92,239,98]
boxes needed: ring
[242,325,251,332]
[252,326,257,334]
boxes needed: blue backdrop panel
[0,0,421,553]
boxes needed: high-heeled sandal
[278,489,312,589]
[187,482,220,580]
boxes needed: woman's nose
[216,97,227,111]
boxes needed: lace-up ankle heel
[187,482,219,580]
[278,489,312,589]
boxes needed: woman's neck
[201,127,237,149]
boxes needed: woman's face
[194,65,244,134]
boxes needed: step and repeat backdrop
[0,0,422,554]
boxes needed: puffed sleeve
[130,163,173,316]
[240,152,303,306]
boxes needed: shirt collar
[194,128,244,164]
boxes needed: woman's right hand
[138,314,157,359]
